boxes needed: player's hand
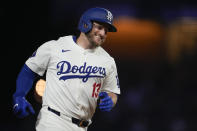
[99,92,113,112]
[13,97,35,118]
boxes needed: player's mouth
[94,35,104,43]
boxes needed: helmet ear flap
[79,19,92,33]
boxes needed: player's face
[86,22,109,48]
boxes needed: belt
[48,107,89,128]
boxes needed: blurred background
[1,0,197,130]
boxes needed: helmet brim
[107,23,117,32]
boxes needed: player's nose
[99,28,107,37]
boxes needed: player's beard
[86,32,106,48]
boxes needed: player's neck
[76,33,94,49]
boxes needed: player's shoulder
[56,35,73,43]
[40,35,72,48]
[38,39,56,50]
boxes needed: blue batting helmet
[78,7,117,33]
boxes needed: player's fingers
[19,109,29,118]
[99,101,110,106]
[99,104,111,109]
[99,105,112,111]
[100,96,111,102]
[27,103,35,115]
[13,104,20,115]
[14,108,22,116]
[100,99,113,110]
[99,92,108,98]
[13,105,27,117]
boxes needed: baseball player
[12,7,120,131]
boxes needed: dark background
[1,0,197,131]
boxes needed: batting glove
[13,97,35,118]
[99,92,113,112]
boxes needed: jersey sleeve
[101,59,121,95]
[25,40,54,76]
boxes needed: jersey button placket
[82,51,87,88]
[77,50,85,103]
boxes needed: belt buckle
[79,119,85,127]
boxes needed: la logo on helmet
[106,10,113,21]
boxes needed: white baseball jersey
[26,35,120,121]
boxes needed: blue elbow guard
[13,64,38,98]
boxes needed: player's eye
[93,23,108,34]
[97,25,103,30]
[93,23,101,29]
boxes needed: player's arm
[13,41,53,118]
[13,64,39,118]
[99,59,120,112]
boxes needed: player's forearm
[107,92,118,107]
[13,64,38,98]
